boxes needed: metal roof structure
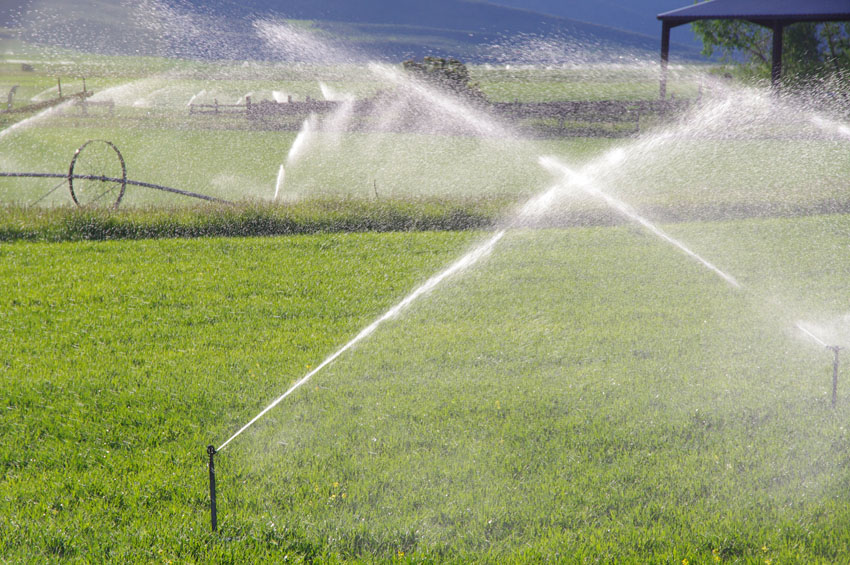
[656,0,850,98]
[659,0,850,25]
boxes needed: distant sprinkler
[828,345,842,408]
[794,323,842,407]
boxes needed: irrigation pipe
[0,172,233,205]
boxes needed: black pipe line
[0,172,233,205]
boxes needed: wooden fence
[187,95,693,137]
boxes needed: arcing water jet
[207,227,506,529]
[273,164,285,200]
[796,322,828,348]
[215,228,506,454]
[286,114,318,167]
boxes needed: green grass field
[0,231,476,561]
[2,218,850,562]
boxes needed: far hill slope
[485,0,705,50]
[4,0,703,62]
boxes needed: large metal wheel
[68,139,127,209]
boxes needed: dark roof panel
[658,0,850,23]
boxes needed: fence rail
[187,95,693,136]
[1,90,92,115]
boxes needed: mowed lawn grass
[0,231,476,561]
[2,219,850,562]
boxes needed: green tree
[402,56,483,99]
[692,19,850,83]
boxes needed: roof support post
[660,20,672,100]
[771,21,784,90]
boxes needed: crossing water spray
[539,155,741,288]
[217,53,850,459]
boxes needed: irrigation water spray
[286,115,319,167]
[205,77,850,533]
[207,229,505,530]
[538,155,741,288]
[543,147,850,420]
[216,228,506,453]
[0,99,75,141]
[186,89,205,107]
[273,164,285,200]
[536,155,846,396]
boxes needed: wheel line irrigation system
[0,139,233,208]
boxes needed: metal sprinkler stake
[207,445,218,532]
[828,346,843,407]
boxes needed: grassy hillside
[6,0,680,62]
[487,0,705,50]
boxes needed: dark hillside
[4,0,700,61]
[485,0,705,50]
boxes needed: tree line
[692,20,850,84]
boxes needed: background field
[0,53,704,208]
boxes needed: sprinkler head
[828,346,843,408]
[207,445,218,532]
